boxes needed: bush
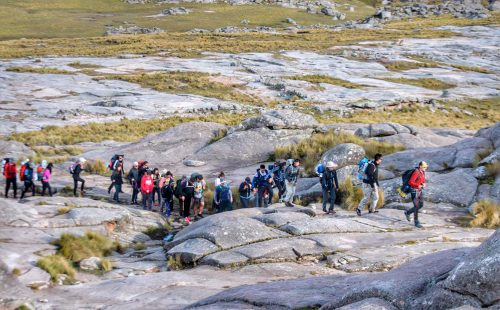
[338,177,384,210]
[272,130,405,175]
[54,231,116,262]
[167,254,183,271]
[470,200,500,229]
[84,159,109,176]
[133,242,147,251]
[100,258,113,272]
[37,254,76,282]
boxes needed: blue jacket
[252,169,271,188]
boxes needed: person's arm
[321,173,326,188]
[334,170,339,189]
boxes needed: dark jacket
[239,181,252,198]
[112,170,123,185]
[161,179,175,199]
[252,169,271,188]
[128,167,139,184]
[182,181,195,198]
[321,169,339,189]
[73,164,82,179]
[363,162,379,188]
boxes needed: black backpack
[174,179,184,198]
[401,168,418,193]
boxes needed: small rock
[79,256,102,271]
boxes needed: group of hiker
[2,152,428,228]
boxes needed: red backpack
[4,163,16,179]
[19,164,27,181]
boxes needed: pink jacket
[42,169,51,183]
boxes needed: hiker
[356,153,382,216]
[34,160,47,185]
[404,161,428,228]
[141,169,154,211]
[128,162,140,205]
[108,155,124,194]
[321,161,339,214]
[161,171,175,217]
[239,177,253,208]
[175,175,187,217]
[112,165,123,203]
[283,159,300,207]
[215,179,233,212]
[20,161,35,199]
[212,172,225,212]
[252,164,272,208]
[3,158,17,198]
[71,158,86,197]
[181,177,195,222]
[193,174,206,219]
[272,161,286,202]
[152,168,161,207]
[138,161,149,185]
[41,163,53,197]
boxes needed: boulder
[167,238,219,264]
[233,110,318,132]
[355,123,411,138]
[425,169,478,207]
[476,122,500,149]
[79,256,102,270]
[320,143,365,170]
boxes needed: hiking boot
[405,211,411,222]
[356,209,361,217]
[322,207,327,213]
[415,222,423,229]
[369,210,379,213]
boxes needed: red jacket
[3,163,16,179]
[409,168,426,189]
[141,175,154,193]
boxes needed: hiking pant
[162,198,172,217]
[268,186,274,204]
[152,187,161,204]
[240,196,251,208]
[41,181,52,197]
[322,187,336,211]
[5,178,17,198]
[183,196,192,218]
[113,183,121,201]
[283,181,296,204]
[131,181,139,203]
[20,181,35,199]
[108,181,114,193]
[212,198,220,213]
[220,200,233,212]
[357,183,379,212]
[73,177,85,196]
[257,186,269,208]
[142,192,152,210]
[407,190,424,224]
[178,197,185,216]
[276,180,285,200]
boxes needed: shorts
[193,197,203,204]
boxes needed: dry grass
[450,64,492,74]
[167,254,183,270]
[382,60,438,72]
[133,242,147,251]
[382,77,455,90]
[272,130,405,175]
[470,200,500,229]
[338,177,384,210]
[316,97,500,130]
[97,71,264,106]
[143,221,171,240]
[9,113,250,146]
[6,66,74,75]
[286,74,364,89]
[84,160,109,176]
[67,61,104,69]
[37,254,77,282]
[54,231,117,262]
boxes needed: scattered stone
[17,267,51,290]
[79,257,102,271]
[160,7,192,16]
[105,26,164,36]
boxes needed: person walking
[252,165,272,208]
[108,155,124,194]
[181,177,195,222]
[20,162,35,199]
[72,158,86,197]
[212,172,225,213]
[239,177,253,208]
[3,158,17,198]
[161,171,175,217]
[141,169,154,211]
[283,159,300,207]
[193,175,206,220]
[128,162,140,205]
[112,165,124,203]
[356,153,382,216]
[215,179,233,212]
[321,161,339,214]
[41,163,53,197]
[404,161,428,228]
[152,168,161,207]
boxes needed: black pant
[142,192,152,210]
[73,177,85,196]
[20,181,35,199]
[240,197,250,208]
[152,187,161,204]
[183,196,192,218]
[113,183,121,201]
[131,181,139,203]
[5,178,17,198]
[268,186,274,204]
[407,190,424,224]
[108,181,114,193]
[322,187,336,211]
[42,181,52,197]
[257,185,270,208]
[276,180,285,200]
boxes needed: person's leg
[79,177,85,192]
[369,185,379,212]
[142,193,147,210]
[283,181,293,204]
[47,182,53,197]
[108,181,114,194]
[42,182,46,196]
[73,178,78,196]
[414,191,424,225]
[13,179,17,198]
[406,191,418,216]
[240,197,248,208]
[179,198,184,217]
[329,187,336,211]
[258,187,265,208]
[322,188,328,212]
[20,182,27,199]
[5,179,11,197]
[357,183,371,212]
[268,187,274,204]
[199,200,205,216]
[148,193,153,210]
[31,182,35,196]
[184,197,191,218]
[114,183,120,201]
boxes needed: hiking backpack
[19,164,27,181]
[357,157,370,181]
[108,155,119,170]
[68,162,77,174]
[174,178,185,198]
[401,168,419,193]
[219,185,231,202]
[4,162,16,179]
[36,166,44,181]
[315,163,325,176]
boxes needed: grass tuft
[338,177,384,210]
[167,254,183,270]
[286,74,364,89]
[84,160,110,176]
[12,268,22,276]
[382,77,455,90]
[54,231,116,262]
[37,254,76,282]
[470,200,500,229]
[133,242,147,251]
[100,258,113,272]
[6,66,74,75]
[272,130,404,175]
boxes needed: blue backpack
[219,185,231,202]
[357,157,370,181]
[315,163,325,176]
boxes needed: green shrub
[470,200,500,229]
[133,242,147,251]
[100,258,113,272]
[84,160,109,176]
[382,77,455,90]
[338,177,384,210]
[12,268,22,276]
[272,130,405,175]
[54,231,116,262]
[286,74,364,89]
[37,254,76,282]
